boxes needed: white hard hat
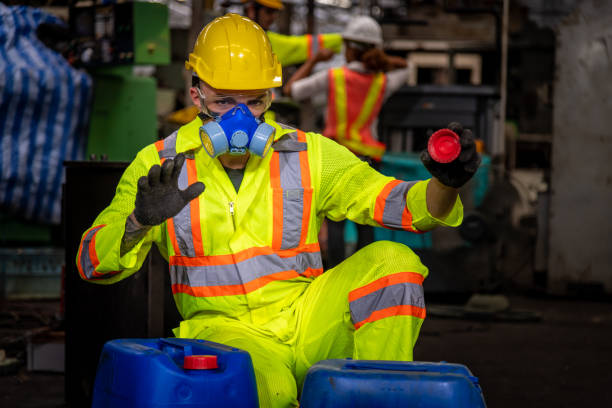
[342,16,383,48]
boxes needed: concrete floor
[1,294,611,407]
[415,295,612,407]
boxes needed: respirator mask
[197,88,276,158]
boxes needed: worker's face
[255,6,279,31]
[191,81,271,118]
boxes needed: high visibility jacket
[267,31,342,67]
[76,117,462,340]
[323,67,388,160]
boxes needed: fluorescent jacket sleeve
[267,31,342,67]
[75,146,165,284]
[405,178,462,231]
[311,134,462,232]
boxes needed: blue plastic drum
[92,338,259,408]
[300,359,486,408]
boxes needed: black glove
[134,153,205,226]
[420,122,481,188]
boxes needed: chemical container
[300,359,486,408]
[92,338,259,408]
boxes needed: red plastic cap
[184,355,218,370]
[428,129,461,163]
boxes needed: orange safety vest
[323,66,387,160]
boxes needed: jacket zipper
[229,201,236,231]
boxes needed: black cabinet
[379,85,498,152]
[63,161,180,407]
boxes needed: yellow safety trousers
[175,240,428,408]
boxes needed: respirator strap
[271,135,307,152]
[197,112,214,122]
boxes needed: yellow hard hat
[185,13,282,90]
[242,0,284,10]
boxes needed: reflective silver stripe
[382,181,417,229]
[79,225,106,280]
[278,132,305,249]
[310,34,320,56]
[170,250,323,287]
[173,161,195,257]
[349,281,425,325]
[159,131,177,159]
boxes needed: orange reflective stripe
[87,229,103,276]
[353,304,426,329]
[375,180,421,232]
[170,242,321,267]
[323,70,338,139]
[155,134,185,256]
[297,130,312,246]
[155,140,167,165]
[401,205,419,233]
[348,271,424,302]
[76,227,88,279]
[297,130,306,143]
[374,179,402,227]
[77,224,121,280]
[76,224,99,280]
[301,268,324,278]
[167,217,181,256]
[173,270,299,297]
[306,34,313,58]
[186,158,204,257]
[349,72,383,142]
[270,152,283,250]
[317,34,324,53]
[154,139,164,152]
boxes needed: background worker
[168,0,343,126]
[283,15,412,267]
[242,0,343,66]
[77,14,480,408]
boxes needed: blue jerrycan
[300,359,486,408]
[92,338,259,408]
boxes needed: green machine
[70,1,171,161]
[87,67,159,161]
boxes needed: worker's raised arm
[267,31,342,67]
[311,134,456,233]
[311,123,479,233]
[75,149,204,285]
[121,153,205,255]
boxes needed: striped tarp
[0,4,92,224]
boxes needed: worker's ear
[189,87,201,109]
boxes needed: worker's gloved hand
[420,122,481,188]
[134,153,205,226]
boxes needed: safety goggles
[197,88,273,117]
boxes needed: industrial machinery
[68,1,170,161]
